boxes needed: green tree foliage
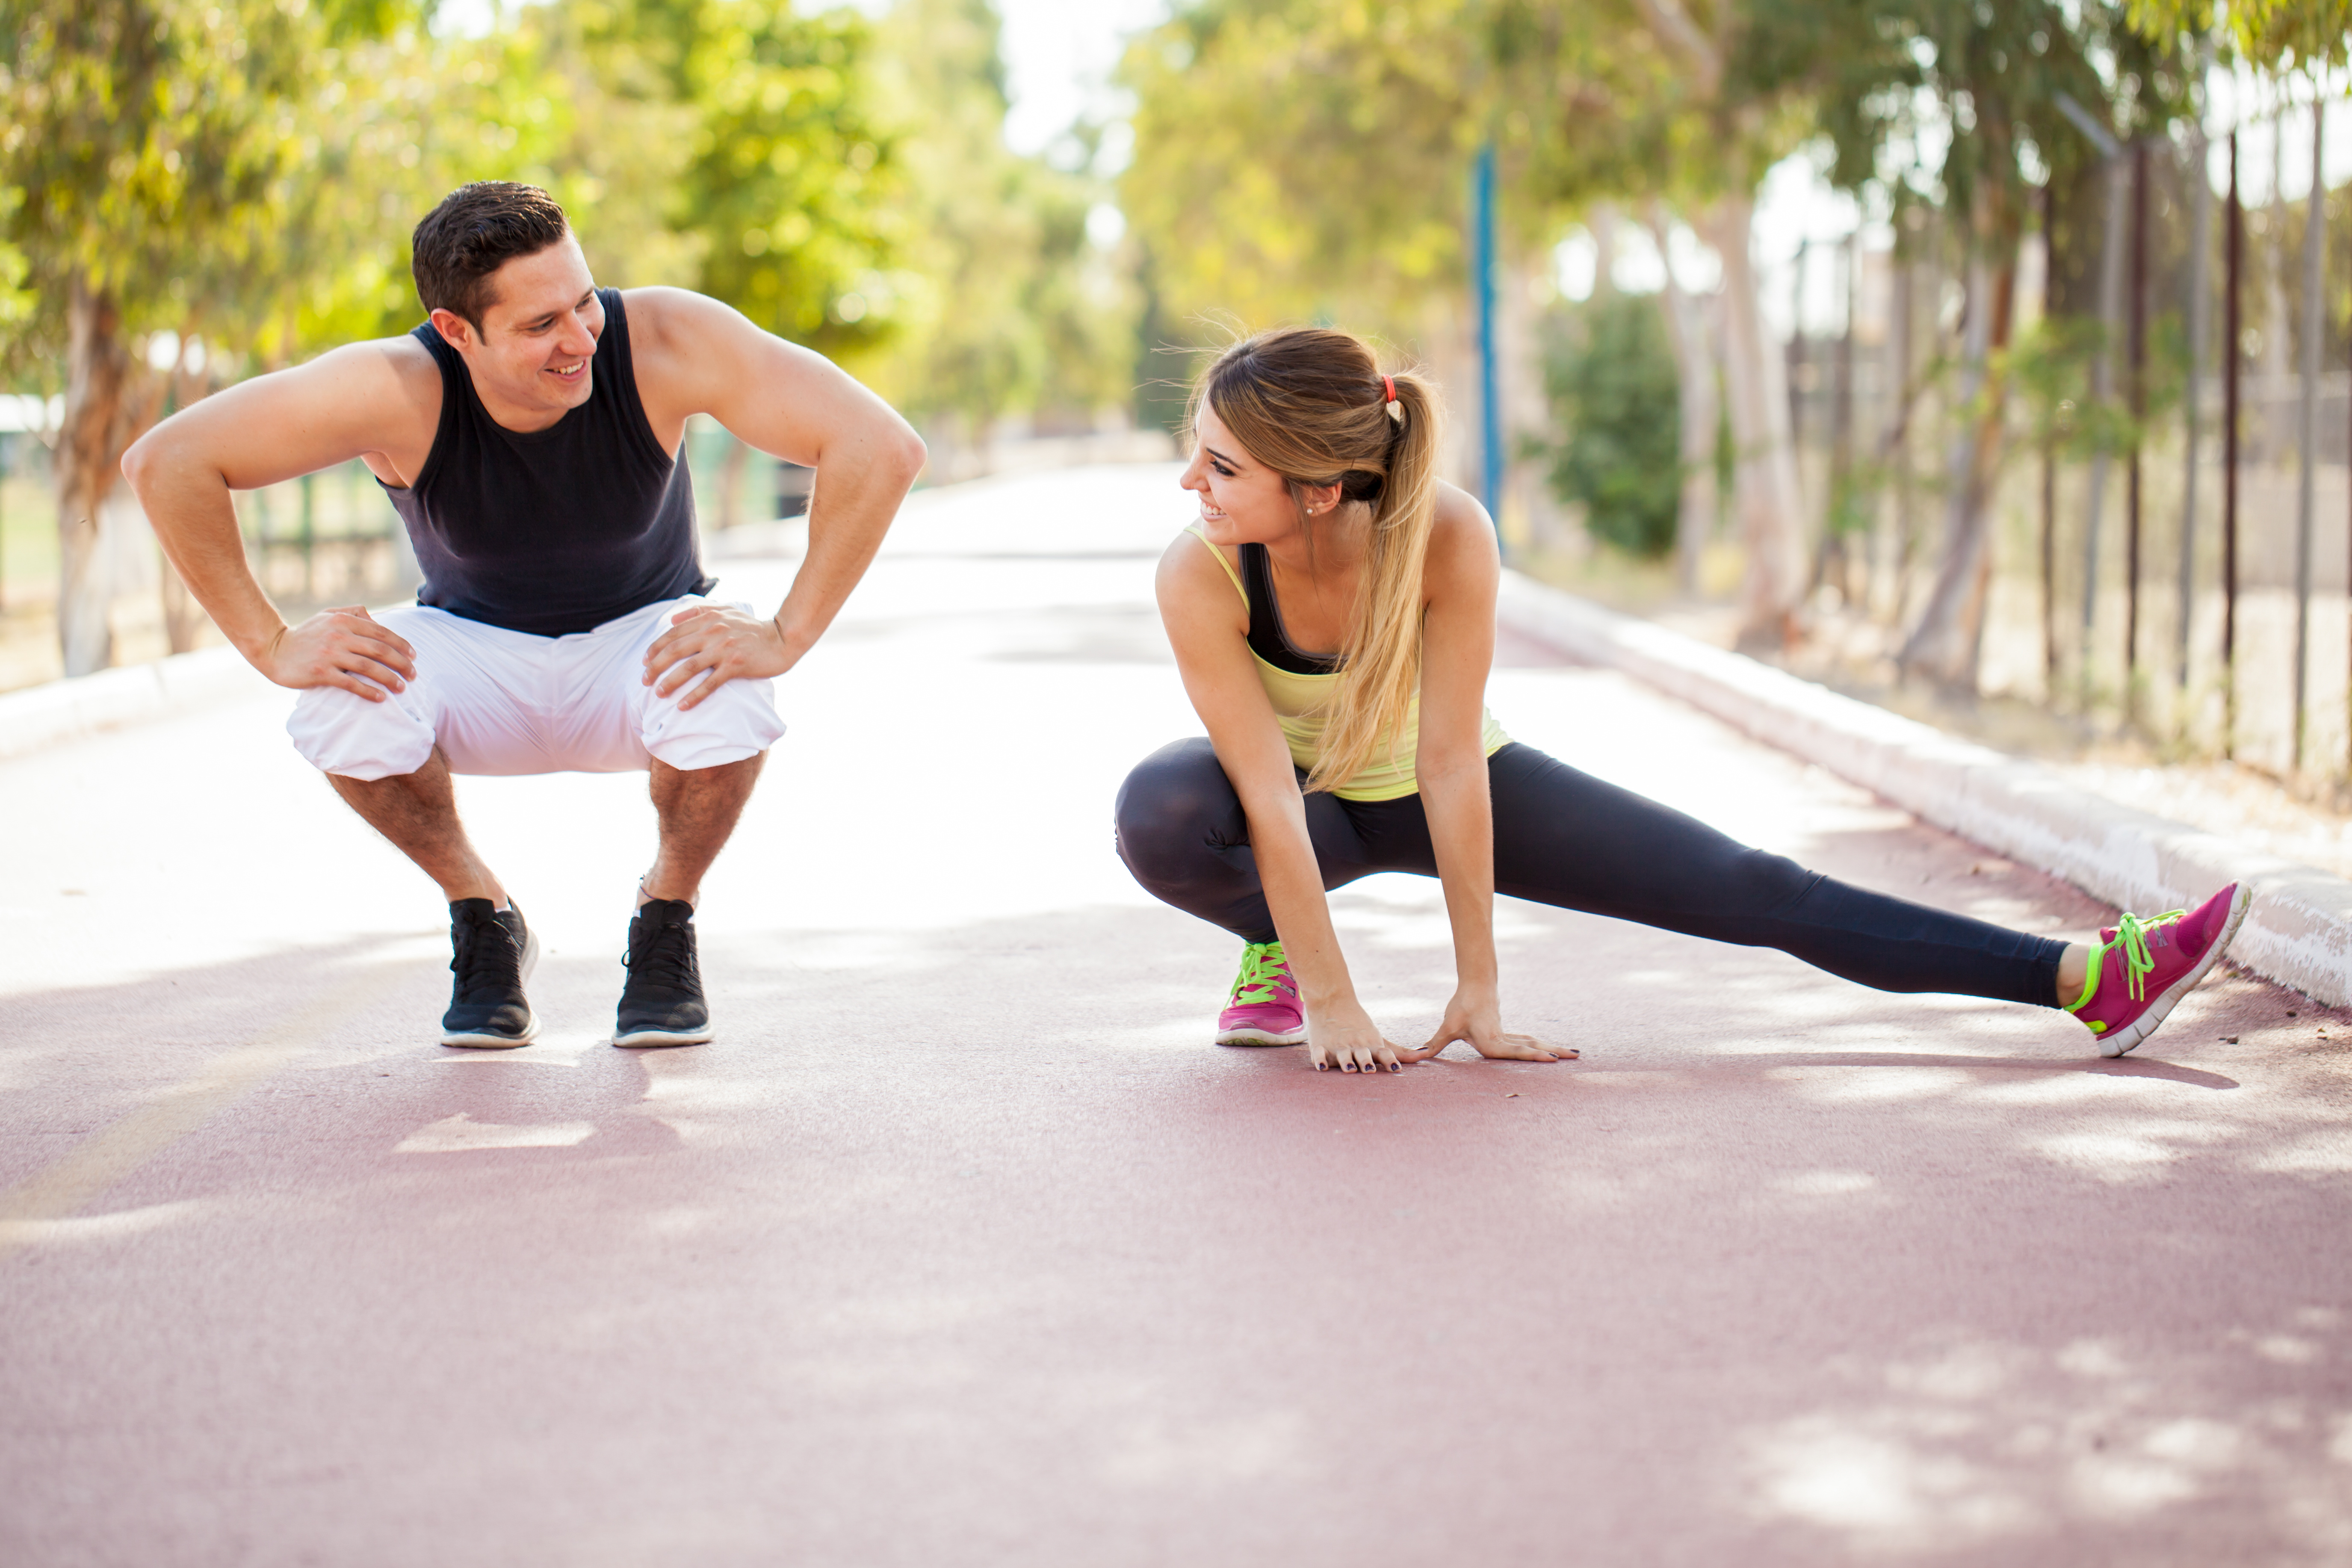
[0,0,389,368]
[580,0,898,358]
[2124,0,2352,75]
[1121,0,1501,337]
[1535,295,1683,558]
[864,0,1139,443]
[0,0,420,671]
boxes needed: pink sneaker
[1216,940,1306,1046]
[2066,882,2251,1057]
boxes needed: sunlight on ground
[1743,1326,2352,1559]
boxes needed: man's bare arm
[121,339,440,699]
[628,288,927,708]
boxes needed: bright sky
[990,0,1169,154]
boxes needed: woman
[1112,327,2248,1073]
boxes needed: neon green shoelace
[1229,940,1294,1004]
[2111,907,2184,1003]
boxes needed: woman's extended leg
[1477,743,2068,1005]
[1112,737,2065,1007]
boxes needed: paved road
[3,465,2347,1567]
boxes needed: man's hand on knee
[265,607,417,701]
[644,605,792,710]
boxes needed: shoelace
[1229,941,1295,1004]
[627,912,698,992]
[450,912,521,998]
[2111,907,2184,1002]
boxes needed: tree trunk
[1708,192,1808,648]
[57,276,132,676]
[1649,208,1718,595]
[1898,243,2019,689]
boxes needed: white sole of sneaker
[612,1026,714,1048]
[440,925,542,1049]
[1215,1028,1308,1046]
[442,1015,540,1049]
[2101,882,2253,1058]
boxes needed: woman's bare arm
[1156,534,1405,1072]
[1404,486,1575,1063]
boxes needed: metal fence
[1776,128,2348,785]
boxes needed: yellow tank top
[1186,528,1508,801]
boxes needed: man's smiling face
[432,233,603,428]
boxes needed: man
[123,181,925,1048]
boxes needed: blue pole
[1474,143,1503,544]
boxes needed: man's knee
[1114,738,1242,880]
[287,685,437,782]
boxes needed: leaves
[2124,0,2352,77]
[1534,296,1684,557]
[860,0,1139,430]
[0,0,408,366]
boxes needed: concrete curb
[0,644,275,764]
[1497,570,2352,1007]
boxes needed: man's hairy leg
[641,754,765,908]
[326,747,508,907]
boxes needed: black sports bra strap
[1240,543,1340,676]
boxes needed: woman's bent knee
[1114,738,1243,877]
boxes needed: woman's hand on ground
[262,607,415,700]
[644,606,792,709]
[1405,989,1578,1063]
[1306,1001,1407,1074]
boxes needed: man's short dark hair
[411,182,572,333]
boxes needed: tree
[1122,0,1488,335]
[863,0,1139,463]
[1120,1,1819,636]
[1535,293,1684,557]
[2124,0,2352,75]
[1785,0,2182,688]
[0,0,410,673]
[582,0,898,359]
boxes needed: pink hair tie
[1381,375,1402,423]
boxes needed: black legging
[1114,738,2067,1008]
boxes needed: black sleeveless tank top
[382,288,714,637]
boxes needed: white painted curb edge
[0,644,275,764]
[1498,571,2352,1007]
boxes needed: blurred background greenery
[0,0,2346,783]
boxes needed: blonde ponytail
[1189,328,1446,794]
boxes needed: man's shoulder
[298,331,443,394]
[242,334,446,472]
[613,288,759,422]
[614,286,740,357]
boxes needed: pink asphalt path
[3,466,2348,1566]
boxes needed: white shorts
[287,595,786,780]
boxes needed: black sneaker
[443,899,540,1048]
[615,898,712,1047]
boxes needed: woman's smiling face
[1180,405,1304,547]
